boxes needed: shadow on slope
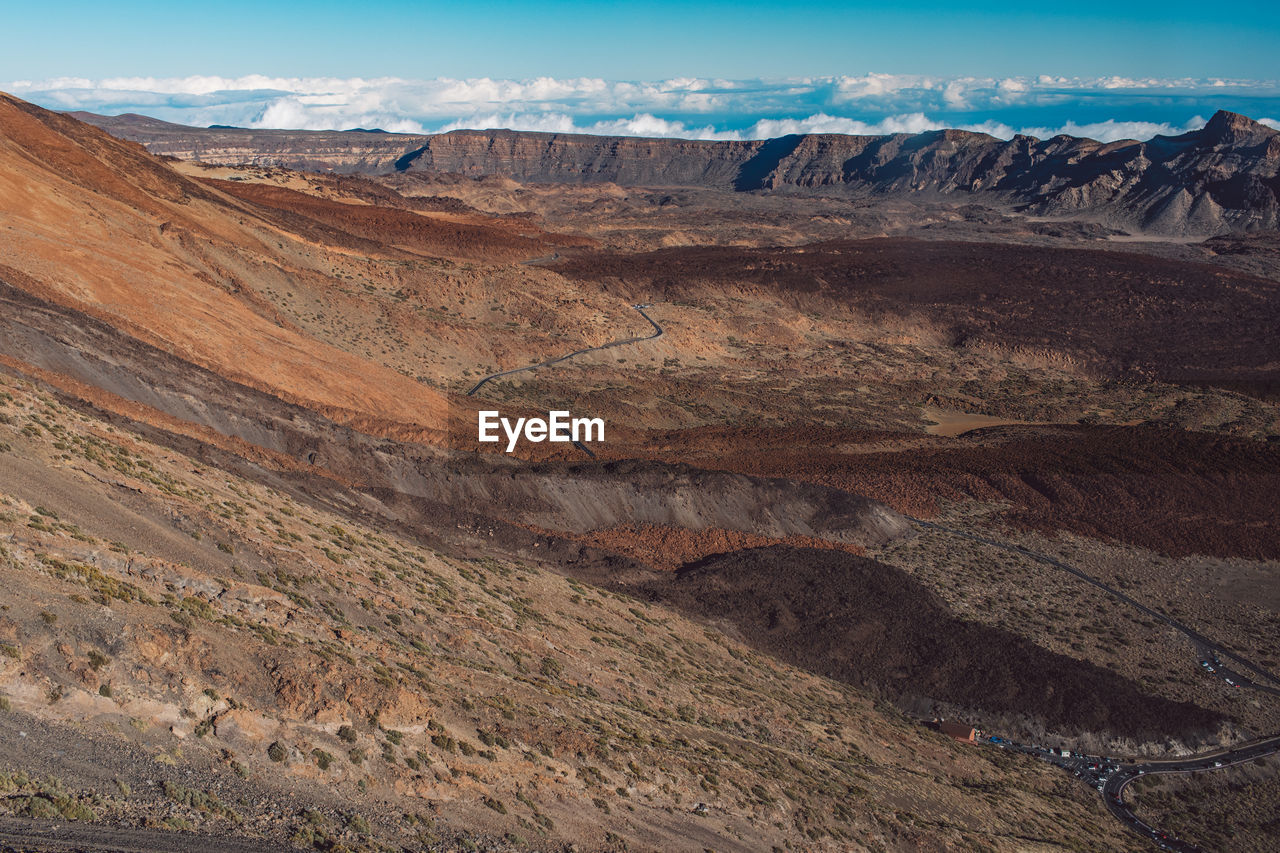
[644,545,1225,742]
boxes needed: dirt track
[0,818,291,852]
[556,237,1280,385]
[465,303,663,396]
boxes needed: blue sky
[7,1,1279,80]
[5,1,1279,139]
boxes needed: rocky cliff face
[73,108,1280,236]
[399,128,765,187]
[71,112,422,173]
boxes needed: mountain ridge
[70,105,1280,235]
[0,88,1275,853]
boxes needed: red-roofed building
[938,721,976,742]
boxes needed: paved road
[982,735,1280,852]
[908,518,1280,696]
[910,518,1280,849]
[464,303,663,458]
[0,817,291,852]
[465,303,662,397]
[1104,736,1280,851]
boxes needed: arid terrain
[1,91,1278,850]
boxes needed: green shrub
[539,656,563,678]
[161,780,240,822]
[179,596,216,621]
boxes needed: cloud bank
[7,74,1279,142]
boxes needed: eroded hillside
[2,92,1278,850]
[78,108,1280,236]
[0,372,1132,851]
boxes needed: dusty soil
[620,424,1280,561]
[1126,753,1280,851]
[922,406,1044,436]
[539,522,867,571]
[0,371,1137,853]
[1,93,1277,850]
[643,546,1225,743]
[554,237,1280,386]
[202,178,588,263]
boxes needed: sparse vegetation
[0,113,1270,853]
[162,780,241,823]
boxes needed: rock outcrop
[74,107,1280,236]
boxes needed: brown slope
[555,237,1280,385]
[1,95,215,214]
[0,373,1143,853]
[644,545,1225,741]
[0,93,447,442]
[0,273,906,576]
[201,177,568,262]
[69,109,425,173]
[626,424,1280,561]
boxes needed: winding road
[982,734,1280,852]
[459,303,1277,849]
[465,303,663,457]
[464,303,663,397]
[908,518,1280,849]
[1102,736,1280,852]
[907,518,1280,695]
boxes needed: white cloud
[434,112,730,139]
[5,73,1278,143]
[1016,117,1209,142]
[742,113,946,138]
[432,111,1222,144]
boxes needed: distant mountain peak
[64,98,1280,236]
[1202,109,1277,144]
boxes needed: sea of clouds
[7,74,1279,142]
